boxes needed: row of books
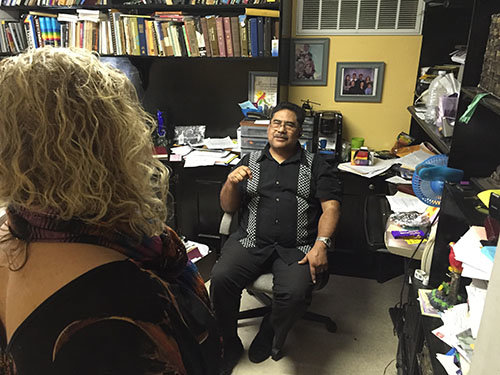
[0,9,280,57]
[1,0,106,6]
[0,0,274,6]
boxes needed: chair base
[238,293,337,333]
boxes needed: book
[248,17,258,58]
[257,16,264,57]
[193,16,206,57]
[205,15,219,57]
[136,17,147,56]
[215,16,226,57]
[200,16,211,57]
[230,16,240,57]
[181,24,191,57]
[153,20,165,56]
[175,22,188,57]
[245,8,279,18]
[160,22,174,56]
[184,16,200,57]
[263,16,271,57]
[222,16,233,57]
[238,15,248,57]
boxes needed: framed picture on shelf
[334,62,385,103]
[248,71,278,109]
[290,38,329,86]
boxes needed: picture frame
[290,38,330,86]
[248,71,278,109]
[334,62,385,102]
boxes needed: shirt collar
[257,143,309,166]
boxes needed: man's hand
[227,166,252,185]
[298,242,328,284]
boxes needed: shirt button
[276,197,280,202]
[275,219,279,224]
[276,181,280,185]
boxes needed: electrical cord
[383,358,397,375]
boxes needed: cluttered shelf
[0,3,280,11]
[461,87,500,117]
[407,106,451,154]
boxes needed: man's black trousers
[210,237,314,350]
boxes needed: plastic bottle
[425,70,447,125]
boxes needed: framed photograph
[335,62,385,102]
[290,38,330,86]
[248,71,278,109]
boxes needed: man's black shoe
[248,314,275,363]
[220,336,244,375]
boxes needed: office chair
[219,212,337,333]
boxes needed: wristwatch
[316,236,332,248]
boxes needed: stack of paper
[453,226,494,280]
[338,149,435,179]
[386,191,429,213]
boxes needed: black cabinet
[333,172,403,283]
[169,163,230,251]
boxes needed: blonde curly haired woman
[0,47,220,375]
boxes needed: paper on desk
[338,149,435,179]
[171,145,192,156]
[466,279,488,338]
[398,149,436,170]
[184,150,231,168]
[452,226,492,280]
[386,191,429,213]
[385,176,412,185]
[338,157,395,178]
[203,136,235,150]
[436,352,461,375]
[432,303,470,352]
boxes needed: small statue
[429,243,464,311]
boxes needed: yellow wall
[289,14,423,150]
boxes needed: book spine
[222,16,233,57]
[153,20,165,56]
[263,16,271,57]
[206,16,219,57]
[136,17,148,55]
[249,17,258,58]
[181,24,191,57]
[176,23,187,57]
[238,15,248,57]
[257,16,264,57]
[230,16,240,57]
[168,22,180,56]
[193,16,206,57]
[200,16,211,57]
[149,20,159,56]
[215,16,226,57]
[161,22,173,56]
[184,17,199,57]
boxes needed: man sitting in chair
[210,102,342,374]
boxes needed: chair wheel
[326,320,337,333]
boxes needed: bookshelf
[398,1,500,374]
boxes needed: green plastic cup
[351,137,364,149]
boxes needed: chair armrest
[219,212,234,236]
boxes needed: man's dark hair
[270,102,306,127]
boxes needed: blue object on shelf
[241,106,263,117]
